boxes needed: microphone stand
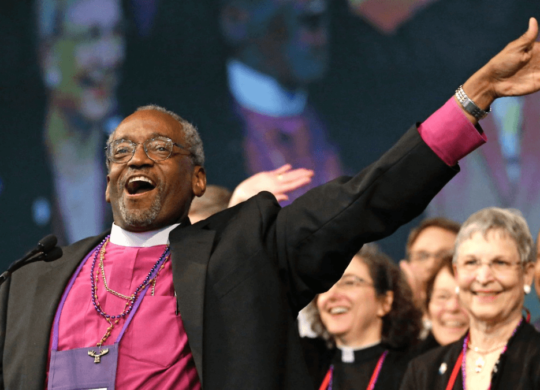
[0,235,63,286]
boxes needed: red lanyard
[445,351,463,390]
[319,350,388,390]
[319,367,333,390]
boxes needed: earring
[524,285,531,295]
[455,286,460,295]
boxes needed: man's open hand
[228,164,314,207]
[463,18,540,113]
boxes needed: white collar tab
[338,340,382,363]
[110,223,180,247]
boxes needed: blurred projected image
[348,0,439,32]
[38,0,125,243]
[219,0,343,203]
[428,94,540,236]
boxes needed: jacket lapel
[24,233,108,389]
[169,225,215,386]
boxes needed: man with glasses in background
[400,218,460,336]
[405,218,460,288]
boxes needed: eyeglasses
[105,136,190,164]
[408,250,453,263]
[455,259,522,274]
[334,274,374,289]
[431,291,458,306]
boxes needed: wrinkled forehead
[113,111,184,142]
[459,226,511,245]
[111,132,173,142]
[456,227,519,255]
[63,0,121,33]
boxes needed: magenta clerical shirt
[47,96,484,388]
[48,224,201,389]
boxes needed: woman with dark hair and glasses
[401,208,540,390]
[302,244,422,390]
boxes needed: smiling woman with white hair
[401,207,540,390]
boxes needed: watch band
[455,85,491,120]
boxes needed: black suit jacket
[0,126,457,389]
[400,321,540,390]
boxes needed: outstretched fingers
[271,164,293,176]
[274,168,314,193]
[521,18,539,48]
[228,165,315,206]
[276,168,314,183]
[483,17,540,99]
[275,175,313,194]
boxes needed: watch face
[457,87,488,120]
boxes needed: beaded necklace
[151,260,168,296]
[90,236,170,348]
[99,240,169,298]
[460,318,523,390]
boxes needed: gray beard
[118,190,163,228]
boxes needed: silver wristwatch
[455,85,491,120]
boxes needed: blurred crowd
[193,175,540,389]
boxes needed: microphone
[37,234,57,253]
[40,246,63,262]
[0,235,63,285]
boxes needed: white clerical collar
[227,59,308,117]
[110,223,180,247]
[338,340,381,363]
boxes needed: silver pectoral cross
[88,348,109,363]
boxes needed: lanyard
[319,350,388,390]
[445,351,463,390]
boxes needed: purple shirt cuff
[418,98,487,166]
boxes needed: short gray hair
[106,104,205,169]
[454,207,535,264]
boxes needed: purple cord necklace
[461,318,522,390]
[90,235,170,347]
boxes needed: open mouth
[329,306,349,315]
[473,291,500,296]
[126,176,156,195]
[441,320,467,329]
[472,290,501,301]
